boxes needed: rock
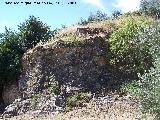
[18,99,32,114]
[2,94,64,119]
[2,103,18,118]
[2,81,19,105]
[2,36,111,118]
[76,27,107,37]
[2,98,32,118]
[19,36,110,98]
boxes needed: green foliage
[108,17,152,79]
[88,11,108,22]
[78,18,88,25]
[0,33,4,40]
[120,80,140,95]
[112,10,122,19]
[0,16,52,84]
[18,15,53,51]
[44,73,60,95]
[140,0,160,18]
[0,29,23,84]
[78,11,108,25]
[48,75,60,95]
[31,93,40,108]
[66,92,91,110]
[139,60,160,120]
[49,84,60,95]
[137,20,160,119]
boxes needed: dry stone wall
[2,81,19,105]
[1,36,112,118]
[19,36,111,98]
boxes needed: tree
[18,15,53,51]
[112,10,122,19]
[0,29,22,84]
[0,16,53,84]
[140,0,160,18]
[88,11,108,22]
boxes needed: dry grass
[54,95,154,120]
[26,14,154,55]
[55,14,154,39]
[7,94,154,120]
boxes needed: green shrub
[49,84,60,95]
[66,92,91,110]
[88,11,108,22]
[112,10,122,19]
[120,80,140,95]
[140,0,160,18]
[78,11,108,25]
[0,30,23,84]
[46,74,60,95]
[0,16,52,84]
[137,20,160,119]
[139,60,160,120]
[31,93,40,108]
[78,18,88,25]
[108,17,152,79]
[18,15,53,51]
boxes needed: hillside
[0,11,159,120]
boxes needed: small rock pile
[1,94,65,119]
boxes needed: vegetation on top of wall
[17,15,53,51]
[140,0,160,19]
[78,11,108,25]
[108,16,152,80]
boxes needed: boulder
[19,36,110,98]
[2,81,19,105]
[2,95,64,119]
[2,36,111,118]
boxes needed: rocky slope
[19,36,110,98]
[0,14,155,119]
[7,93,154,120]
[1,27,113,119]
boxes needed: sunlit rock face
[19,36,111,98]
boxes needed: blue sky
[0,0,141,33]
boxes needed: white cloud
[81,0,105,10]
[114,0,141,13]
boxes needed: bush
[18,15,53,51]
[120,80,140,95]
[137,20,160,119]
[108,17,152,80]
[140,0,160,18]
[139,60,160,119]
[0,16,53,84]
[0,29,23,84]
[66,92,91,110]
[48,75,60,95]
[88,11,108,22]
[78,18,88,25]
[78,11,108,25]
[112,10,122,19]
